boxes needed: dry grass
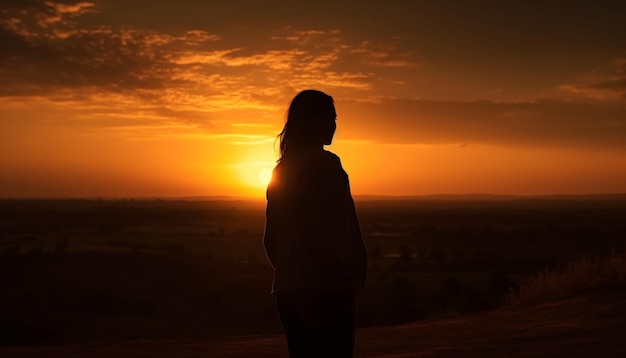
[509,250,626,306]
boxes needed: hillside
[1,290,625,357]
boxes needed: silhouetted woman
[263,90,368,358]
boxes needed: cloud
[559,59,626,101]
[0,2,221,95]
[0,4,381,98]
[351,38,422,67]
[339,98,626,148]
[1,1,412,137]
[10,1,618,151]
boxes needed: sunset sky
[1,0,625,198]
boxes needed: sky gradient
[1,0,626,198]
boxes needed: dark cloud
[594,78,626,92]
[560,60,626,100]
[339,99,626,148]
[0,1,388,103]
[587,61,626,96]
[0,2,223,96]
[0,0,419,132]
[0,28,166,95]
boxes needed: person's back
[264,148,367,294]
[262,90,367,358]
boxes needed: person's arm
[348,194,368,292]
[309,155,351,257]
[307,154,368,290]
[325,154,368,292]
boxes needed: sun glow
[258,168,273,186]
[232,159,276,196]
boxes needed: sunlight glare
[259,168,273,186]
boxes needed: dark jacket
[263,149,368,294]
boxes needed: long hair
[277,90,334,162]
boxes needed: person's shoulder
[317,151,346,179]
[322,150,340,160]
[320,150,342,166]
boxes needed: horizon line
[1,193,626,201]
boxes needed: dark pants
[275,291,357,358]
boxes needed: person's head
[277,89,336,161]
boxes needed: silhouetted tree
[398,245,413,265]
[29,243,43,255]
[429,250,446,266]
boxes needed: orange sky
[1,1,625,198]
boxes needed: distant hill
[2,193,625,202]
[353,193,626,202]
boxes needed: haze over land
[1,1,626,198]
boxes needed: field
[1,196,625,346]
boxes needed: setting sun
[259,168,273,186]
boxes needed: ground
[1,291,625,357]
